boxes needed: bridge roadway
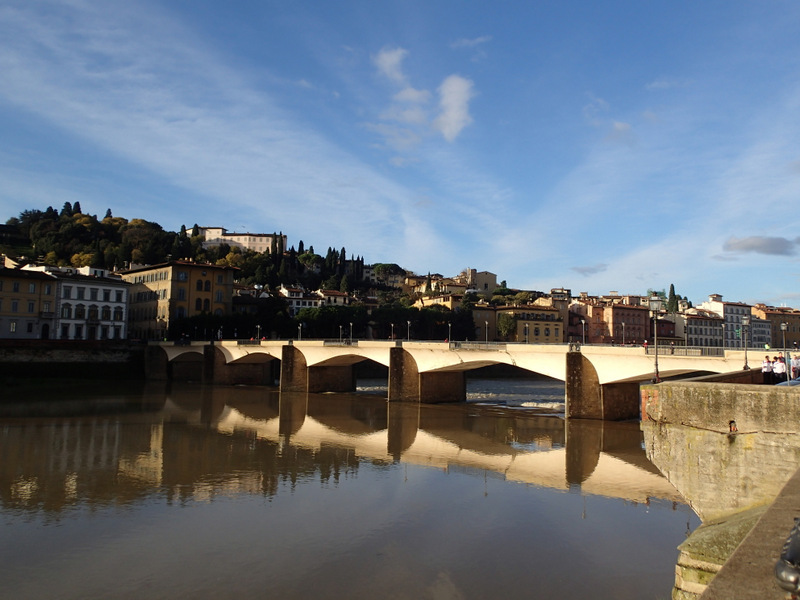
[148,340,752,420]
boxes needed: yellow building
[0,268,57,339]
[497,305,563,344]
[121,261,235,340]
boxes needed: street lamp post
[782,322,789,382]
[622,322,625,345]
[298,323,302,340]
[649,295,662,383]
[524,323,529,344]
[391,323,394,340]
[339,325,343,342]
[742,316,750,370]
[407,320,411,341]
[485,321,489,344]
[448,322,452,342]
[580,319,586,345]
[256,324,261,340]
[350,322,353,344]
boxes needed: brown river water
[0,378,698,599]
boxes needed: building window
[45,284,52,295]
[27,322,33,333]
[10,321,16,333]
[196,280,203,291]
[13,282,19,292]
[77,287,85,300]
[11,300,18,313]
[103,290,111,302]
[116,290,123,302]
[75,325,83,339]
[90,288,98,301]
[113,307,123,321]
[27,301,34,313]
[101,306,111,320]
[217,275,223,284]
[29,283,35,293]
[178,288,186,300]
[203,298,210,311]
[43,302,50,312]
[215,291,223,303]
[88,305,98,320]
[61,324,70,339]
[204,280,211,292]
[61,304,72,318]
[178,271,187,281]
[63,286,72,299]
[75,304,86,319]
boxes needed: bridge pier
[388,347,466,403]
[280,344,356,393]
[145,345,170,380]
[566,347,640,420]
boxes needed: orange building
[121,261,235,340]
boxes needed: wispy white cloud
[450,35,492,49]
[433,75,474,142]
[645,78,692,91]
[372,46,409,85]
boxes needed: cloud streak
[723,236,798,256]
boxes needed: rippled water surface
[0,379,698,600]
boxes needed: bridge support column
[388,347,466,403]
[145,345,170,381]
[566,348,642,420]
[566,347,602,419]
[203,343,216,384]
[280,344,356,393]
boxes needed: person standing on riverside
[792,355,800,380]
[762,355,774,384]
[773,356,787,383]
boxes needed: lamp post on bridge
[339,325,343,342]
[350,322,353,344]
[580,319,585,345]
[782,322,789,382]
[524,323,529,344]
[407,320,411,341]
[448,322,451,342]
[391,323,394,340]
[485,321,489,344]
[649,295,662,383]
[622,322,625,345]
[742,316,750,370]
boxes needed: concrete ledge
[701,466,800,599]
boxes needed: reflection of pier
[197,390,682,503]
[0,385,682,512]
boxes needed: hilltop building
[197,227,287,255]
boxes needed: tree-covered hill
[3,204,376,294]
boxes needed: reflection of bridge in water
[149,340,756,420]
[162,386,682,504]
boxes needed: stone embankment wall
[0,340,145,382]
[641,371,800,599]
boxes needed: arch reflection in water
[0,382,695,600]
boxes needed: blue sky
[2,1,800,306]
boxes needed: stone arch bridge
[146,340,755,420]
